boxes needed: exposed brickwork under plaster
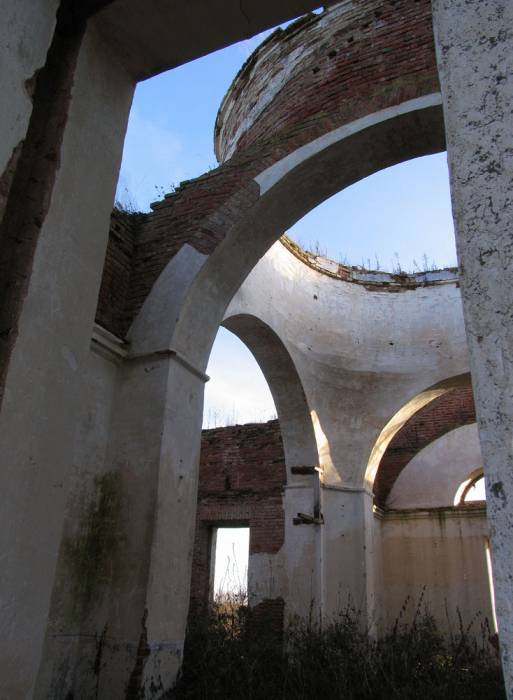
[374,385,476,507]
[0,5,85,406]
[216,0,438,161]
[189,420,286,628]
[0,0,120,403]
[95,209,146,336]
[92,0,440,336]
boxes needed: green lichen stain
[64,472,119,621]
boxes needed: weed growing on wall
[169,602,505,699]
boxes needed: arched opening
[372,381,475,507]
[371,387,493,637]
[189,314,317,625]
[365,373,471,494]
[455,469,487,506]
[203,326,277,428]
[461,475,486,503]
[386,424,482,510]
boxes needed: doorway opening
[211,526,250,607]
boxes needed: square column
[0,23,134,696]
[432,1,513,694]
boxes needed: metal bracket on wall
[293,512,324,525]
[291,466,318,475]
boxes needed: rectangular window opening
[210,526,250,608]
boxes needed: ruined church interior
[1,0,512,698]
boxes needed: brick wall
[95,209,145,337]
[189,420,286,623]
[216,0,437,161]
[374,385,476,507]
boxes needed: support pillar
[432,1,513,695]
[95,353,207,698]
[283,482,322,621]
[321,487,372,622]
[89,247,210,697]
[0,20,134,696]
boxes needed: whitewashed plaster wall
[0,26,135,697]
[380,509,492,634]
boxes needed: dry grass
[168,599,505,700]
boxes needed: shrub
[168,600,505,700]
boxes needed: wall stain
[490,480,507,507]
[64,472,119,621]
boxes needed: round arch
[373,382,476,507]
[167,95,446,376]
[364,372,471,494]
[221,313,318,475]
[385,424,482,509]
[455,468,486,506]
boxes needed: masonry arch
[455,467,486,506]
[221,313,318,475]
[364,372,471,495]
[373,380,476,507]
[188,313,321,625]
[386,424,481,509]
[165,96,445,376]
[371,382,492,638]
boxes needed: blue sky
[116,21,458,429]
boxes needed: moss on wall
[64,472,119,620]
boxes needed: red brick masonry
[189,420,286,619]
[374,385,476,507]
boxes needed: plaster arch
[126,96,455,493]
[373,382,476,506]
[157,95,446,376]
[455,467,486,506]
[208,314,323,621]
[387,423,482,509]
[220,313,318,475]
[365,373,471,492]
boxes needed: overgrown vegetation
[169,598,505,700]
[292,235,445,274]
